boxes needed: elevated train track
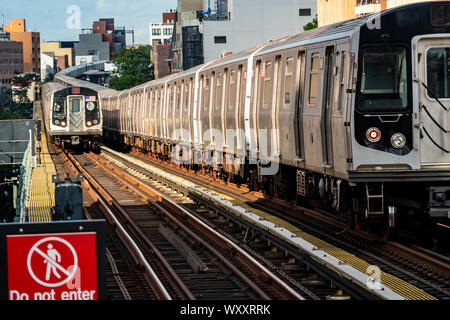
[97,146,450,300]
[55,146,305,300]
[123,148,450,298]
[37,2,450,300]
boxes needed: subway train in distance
[73,2,449,235]
[41,81,111,150]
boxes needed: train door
[68,95,84,132]
[417,37,450,166]
[321,45,335,170]
[294,51,306,161]
[272,55,282,160]
[279,53,299,164]
[226,68,237,154]
[237,65,246,159]
[330,43,351,176]
[257,58,274,161]
[212,71,223,150]
[188,77,195,145]
[303,47,325,171]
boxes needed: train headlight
[366,127,381,143]
[93,119,98,125]
[60,121,66,127]
[391,133,406,149]
[55,119,60,125]
[86,121,92,127]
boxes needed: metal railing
[16,129,33,222]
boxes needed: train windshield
[53,96,66,116]
[427,47,450,99]
[358,46,408,111]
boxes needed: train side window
[297,51,306,106]
[168,85,173,110]
[177,83,181,112]
[238,65,245,110]
[309,54,320,106]
[229,69,236,110]
[190,78,195,112]
[184,80,189,112]
[216,73,223,110]
[254,61,261,111]
[263,61,272,108]
[338,52,346,113]
[204,76,210,111]
[284,57,294,106]
[152,89,156,108]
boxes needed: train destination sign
[0,221,105,300]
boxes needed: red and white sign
[85,96,97,102]
[7,232,98,300]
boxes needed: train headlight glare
[60,121,66,127]
[366,127,381,143]
[86,121,92,127]
[391,133,406,149]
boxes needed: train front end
[51,86,102,149]
[348,2,450,232]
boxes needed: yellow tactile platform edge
[27,103,55,223]
[112,150,436,300]
[209,193,437,300]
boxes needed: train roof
[42,81,69,96]
[51,1,448,96]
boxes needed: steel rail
[61,150,173,300]
[89,151,305,300]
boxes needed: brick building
[4,19,40,74]
[0,41,24,88]
[152,44,172,79]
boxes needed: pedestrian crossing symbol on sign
[27,237,79,288]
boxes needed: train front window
[53,97,66,116]
[358,47,408,111]
[427,47,450,99]
[71,99,81,113]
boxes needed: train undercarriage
[104,131,448,243]
[50,134,101,151]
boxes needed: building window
[299,8,311,16]
[152,39,161,45]
[214,36,227,44]
[163,39,171,44]
[163,28,172,35]
[152,29,161,36]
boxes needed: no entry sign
[0,221,105,300]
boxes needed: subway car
[42,82,106,149]
[99,2,448,234]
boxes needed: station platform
[27,102,55,223]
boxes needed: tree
[110,45,154,90]
[303,15,318,31]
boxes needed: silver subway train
[67,2,450,234]
[41,81,108,149]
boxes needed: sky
[0,0,177,44]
